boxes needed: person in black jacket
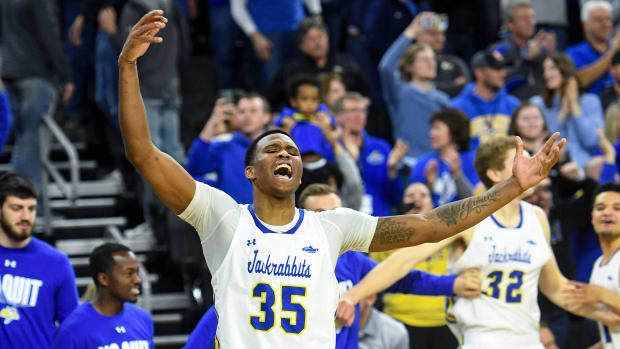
[264,17,370,113]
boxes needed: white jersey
[446,201,552,349]
[590,248,620,349]
[179,182,378,348]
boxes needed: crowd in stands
[2,0,620,348]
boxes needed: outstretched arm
[369,134,566,251]
[118,10,195,214]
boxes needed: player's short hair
[296,17,327,47]
[298,183,339,209]
[503,0,532,23]
[581,0,612,22]
[591,182,620,207]
[90,242,132,287]
[287,74,321,101]
[429,108,470,152]
[244,129,299,167]
[0,172,38,207]
[239,92,271,114]
[474,136,517,189]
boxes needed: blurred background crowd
[1,0,620,348]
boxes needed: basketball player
[564,183,620,349]
[183,183,481,349]
[118,10,565,348]
[337,137,620,349]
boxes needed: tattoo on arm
[375,218,415,245]
[435,190,501,227]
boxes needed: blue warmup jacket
[356,131,403,216]
[186,132,253,204]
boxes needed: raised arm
[118,10,195,214]
[369,134,566,251]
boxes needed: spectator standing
[494,0,556,100]
[566,1,619,95]
[379,13,451,166]
[0,173,79,348]
[0,0,74,194]
[409,108,479,207]
[51,243,154,349]
[231,0,322,88]
[265,18,370,112]
[409,12,471,98]
[336,92,408,216]
[451,48,520,150]
[116,0,190,230]
[531,53,604,169]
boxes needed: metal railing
[38,99,80,234]
[106,226,153,312]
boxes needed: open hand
[512,133,566,191]
[562,280,601,306]
[119,10,167,64]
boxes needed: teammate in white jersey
[337,137,620,349]
[117,10,567,349]
[564,183,620,349]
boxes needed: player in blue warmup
[184,184,481,349]
[0,172,79,348]
[120,10,564,348]
[52,243,154,348]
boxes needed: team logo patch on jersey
[247,239,256,246]
[0,306,19,325]
[526,240,536,245]
[302,246,318,253]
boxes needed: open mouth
[274,164,292,179]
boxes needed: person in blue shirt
[52,242,154,349]
[336,92,407,216]
[0,80,12,153]
[183,184,482,349]
[186,92,271,204]
[0,172,79,349]
[409,108,480,207]
[565,1,620,95]
[451,48,520,150]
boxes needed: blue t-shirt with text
[52,302,154,349]
[0,237,78,349]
